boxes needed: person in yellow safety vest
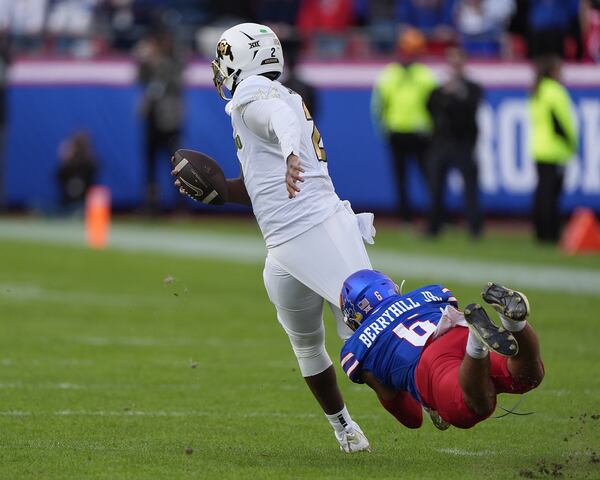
[529,55,578,243]
[372,28,437,222]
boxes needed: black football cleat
[481,282,530,322]
[463,303,519,357]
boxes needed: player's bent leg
[276,316,341,413]
[263,256,369,452]
[280,321,369,451]
[461,305,513,418]
[481,284,545,392]
[303,364,342,412]
[459,353,497,419]
[489,326,545,394]
[427,358,495,429]
[380,391,423,429]
[302,364,369,452]
[279,320,333,377]
[508,325,545,389]
[361,371,423,429]
[415,328,495,429]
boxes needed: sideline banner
[5,60,600,212]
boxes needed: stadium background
[1,2,600,480]
[1,0,600,217]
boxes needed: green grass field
[1,217,599,479]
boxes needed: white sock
[466,331,489,359]
[499,314,527,332]
[326,406,353,436]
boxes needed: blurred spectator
[47,0,98,56]
[505,0,529,58]
[135,29,183,214]
[281,36,318,117]
[256,0,300,25]
[298,0,355,57]
[355,0,397,53]
[99,0,213,53]
[97,0,137,51]
[210,0,255,22]
[454,0,515,57]
[583,0,600,61]
[426,47,483,238]
[529,55,578,243]
[57,131,98,211]
[0,2,10,31]
[396,0,456,53]
[168,0,212,26]
[152,1,213,50]
[527,0,580,58]
[0,32,9,211]
[567,0,584,60]
[371,28,437,222]
[4,0,48,53]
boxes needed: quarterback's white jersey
[226,75,341,248]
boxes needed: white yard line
[0,381,312,392]
[0,409,330,419]
[436,448,498,457]
[1,219,599,295]
[0,282,173,308]
[71,335,196,347]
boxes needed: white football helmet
[211,23,284,100]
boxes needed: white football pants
[263,205,372,377]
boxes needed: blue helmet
[340,269,399,331]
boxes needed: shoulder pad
[227,76,281,113]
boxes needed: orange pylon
[85,186,111,249]
[560,207,600,255]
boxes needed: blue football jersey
[340,284,458,401]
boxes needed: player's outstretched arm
[361,371,423,429]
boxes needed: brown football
[171,149,228,205]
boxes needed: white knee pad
[264,254,334,377]
[279,317,333,377]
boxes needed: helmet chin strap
[216,84,231,101]
[218,69,243,101]
[230,69,242,91]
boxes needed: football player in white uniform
[177,23,374,452]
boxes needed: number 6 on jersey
[393,320,437,346]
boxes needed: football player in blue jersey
[339,269,545,430]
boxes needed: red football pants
[415,326,535,429]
